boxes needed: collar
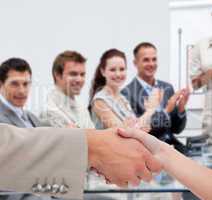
[52,86,78,109]
[136,76,158,94]
[0,94,24,118]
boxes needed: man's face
[0,70,31,107]
[56,61,86,97]
[134,47,157,80]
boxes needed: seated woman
[89,49,171,130]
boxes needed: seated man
[122,42,189,154]
[40,50,94,129]
[0,57,46,128]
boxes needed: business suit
[0,98,46,128]
[0,123,87,200]
[0,99,55,200]
[122,78,187,153]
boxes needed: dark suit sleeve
[170,107,187,134]
[121,87,130,101]
[149,111,171,137]
[168,86,187,134]
[150,84,187,136]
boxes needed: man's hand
[178,88,190,113]
[165,89,187,113]
[87,128,162,187]
[144,88,163,112]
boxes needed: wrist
[155,142,175,169]
[86,129,112,169]
[178,107,185,113]
[86,129,102,169]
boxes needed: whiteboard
[0,0,169,114]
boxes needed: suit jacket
[121,78,187,147]
[190,37,212,138]
[0,123,87,200]
[40,87,94,128]
[0,99,46,128]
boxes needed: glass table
[84,155,207,200]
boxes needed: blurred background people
[122,42,190,154]
[89,48,162,131]
[190,37,212,140]
[40,50,94,129]
[0,58,47,128]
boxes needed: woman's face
[102,56,127,89]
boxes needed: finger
[140,127,151,133]
[172,90,182,102]
[136,164,152,182]
[116,181,128,188]
[119,128,162,154]
[144,150,163,173]
[129,177,141,187]
[117,127,132,138]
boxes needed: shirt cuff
[178,111,186,119]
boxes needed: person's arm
[0,123,87,200]
[92,99,123,128]
[0,124,162,198]
[189,42,212,89]
[118,128,212,200]
[191,69,212,89]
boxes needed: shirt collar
[53,86,78,109]
[136,76,158,95]
[0,94,24,118]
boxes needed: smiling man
[122,42,188,154]
[0,58,45,128]
[41,50,94,128]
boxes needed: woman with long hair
[89,48,162,130]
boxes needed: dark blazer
[0,98,46,128]
[121,78,187,153]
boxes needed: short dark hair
[52,50,86,83]
[133,42,157,57]
[0,58,32,83]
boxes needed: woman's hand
[117,128,168,164]
[123,117,151,132]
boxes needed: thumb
[117,128,162,155]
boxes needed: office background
[0,0,211,137]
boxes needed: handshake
[87,127,166,187]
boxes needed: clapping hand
[178,87,190,113]
[144,88,163,113]
[165,88,190,113]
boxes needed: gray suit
[0,124,87,200]
[0,100,55,200]
[0,99,47,128]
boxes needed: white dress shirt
[40,87,94,128]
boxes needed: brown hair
[52,50,86,83]
[89,48,126,111]
[133,42,157,57]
